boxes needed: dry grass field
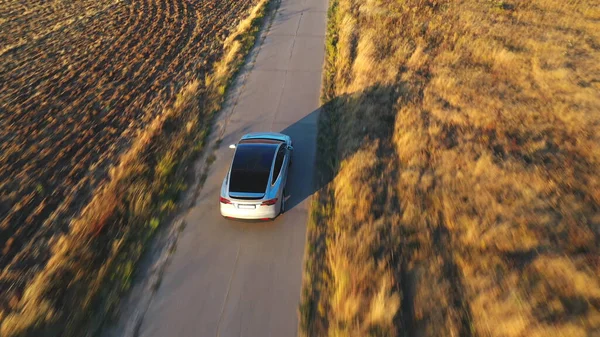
[0,0,268,335]
[301,0,600,336]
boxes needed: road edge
[298,0,339,335]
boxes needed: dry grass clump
[460,254,600,337]
[327,142,401,337]
[302,0,600,336]
[0,0,268,335]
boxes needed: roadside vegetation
[301,1,600,336]
[0,0,269,335]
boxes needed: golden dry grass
[0,0,269,335]
[301,0,600,336]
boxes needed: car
[220,132,293,220]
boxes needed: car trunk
[228,191,265,200]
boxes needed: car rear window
[229,144,276,193]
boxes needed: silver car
[220,132,293,220]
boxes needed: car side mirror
[229,144,236,149]
[287,145,293,151]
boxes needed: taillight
[220,197,231,204]
[261,198,278,206]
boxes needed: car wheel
[280,191,286,214]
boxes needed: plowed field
[0,0,258,315]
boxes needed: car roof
[229,143,278,193]
[231,143,278,172]
[240,132,288,143]
[238,138,283,145]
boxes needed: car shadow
[278,108,322,212]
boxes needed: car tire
[280,191,286,214]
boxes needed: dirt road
[135,0,326,335]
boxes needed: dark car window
[229,144,277,193]
[271,146,285,185]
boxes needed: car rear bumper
[220,203,279,220]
